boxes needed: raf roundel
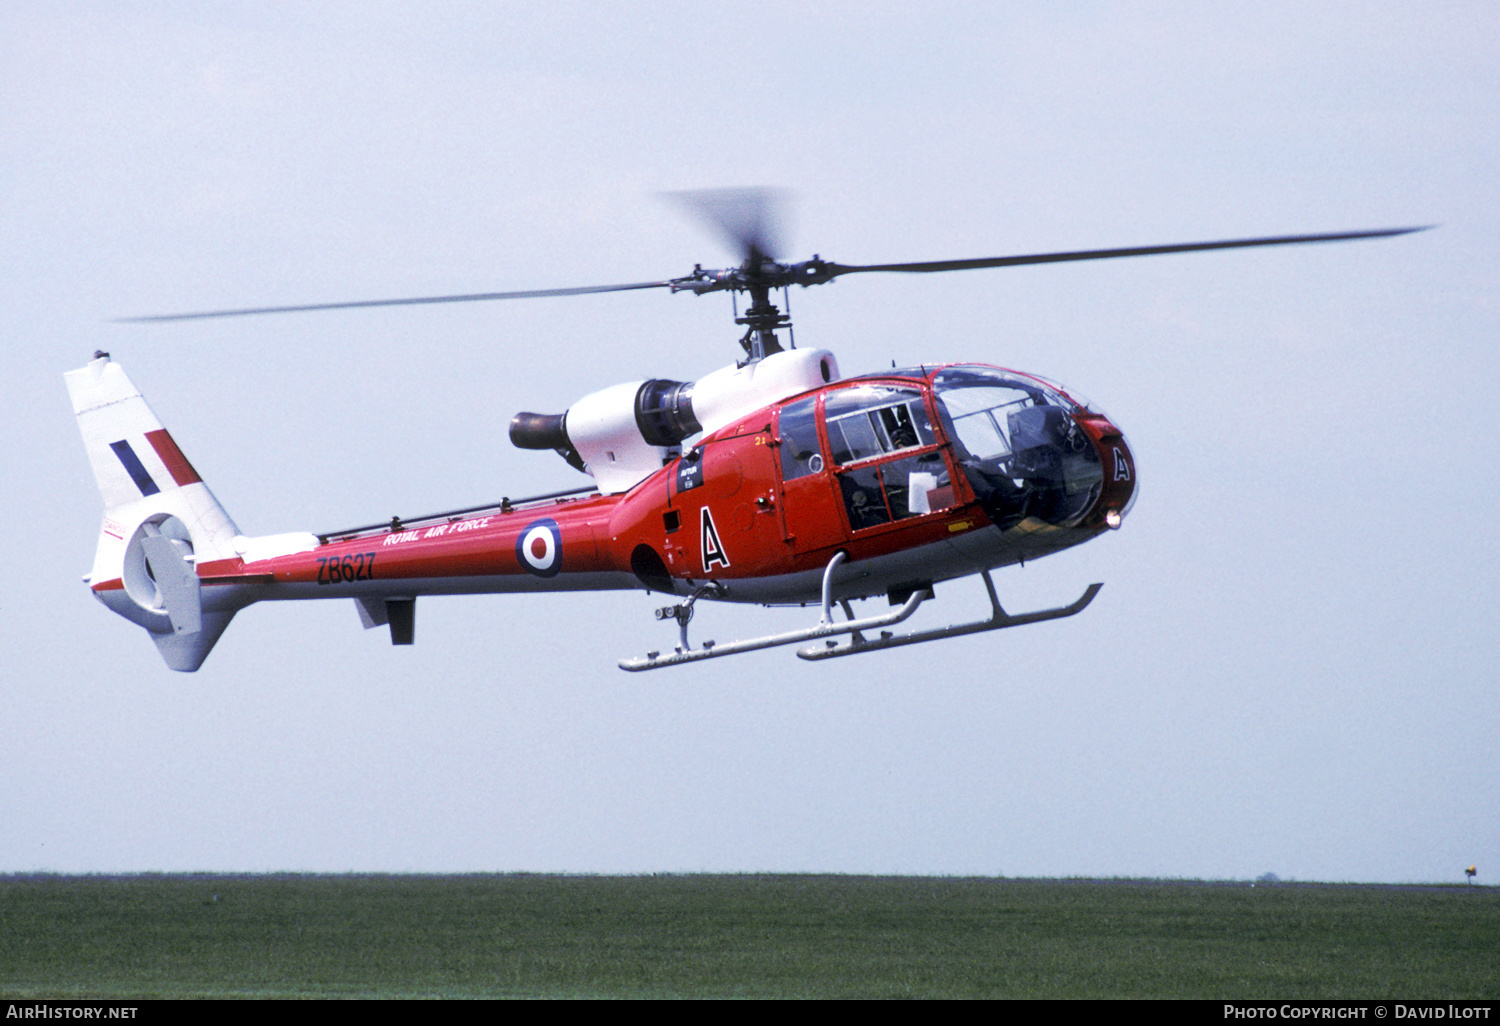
[516,518,563,578]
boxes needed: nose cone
[1075,411,1136,529]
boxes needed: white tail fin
[66,354,242,671]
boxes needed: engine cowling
[510,348,839,494]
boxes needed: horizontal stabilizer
[355,596,415,644]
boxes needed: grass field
[1,874,1495,999]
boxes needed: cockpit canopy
[929,365,1104,529]
[791,364,1109,532]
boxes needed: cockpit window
[932,365,1102,529]
[823,385,935,465]
[939,384,1033,461]
[777,396,824,481]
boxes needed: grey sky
[4,2,1495,881]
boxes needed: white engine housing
[562,348,839,494]
[565,380,672,496]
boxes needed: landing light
[1105,510,1123,530]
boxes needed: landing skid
[618,551,1101,671]
[798,573,1101,661]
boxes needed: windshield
[932,367,1076,459]
[932,365,1101,529]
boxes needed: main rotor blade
[118,225,1430,323]
[821,227,1432,279]
[665,187,790,264]
[117,279,676,323]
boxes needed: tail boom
[66,353,644,668]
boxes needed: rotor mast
[736,259,790,361]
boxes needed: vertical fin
[66,354,243,671]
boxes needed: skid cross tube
[619,551,928,671]
[796,573,1102,661]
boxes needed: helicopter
[67,190,1425,671]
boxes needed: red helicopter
[69,191,1424,671]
